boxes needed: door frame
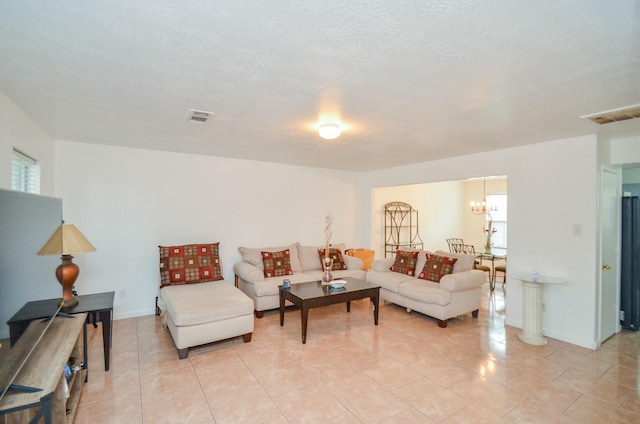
[597,166,622,346]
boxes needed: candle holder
[322,257,334,285]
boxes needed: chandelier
[470,179,498,215]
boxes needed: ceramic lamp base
[56,255,80,307]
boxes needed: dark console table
[8,291,115,371]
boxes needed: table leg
[372,292,379,325]
[9,322,28,347]
[83,320,89,381]
[491,257,497,292]
[346,301,351,312]
[279,291,285,326]
[301,304,309,344]
[99,310,111,371]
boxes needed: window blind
[11,148,41,194]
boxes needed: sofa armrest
[371,257,395,272]
[343,255,363,270]
[440,269,486,291]
[233,261,265,284]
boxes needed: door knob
[602,264,611,270]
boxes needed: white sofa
[366,250,485,327]
[233,242,365,317]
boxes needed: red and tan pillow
[390,250,420,276]
[261,249,293,278]
[317,248,347,271]
[418,253,458,282]
[159,243,223,288]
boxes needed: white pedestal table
[511,273,566,346]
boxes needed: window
[11,148,41,194]
[486,194,507,248]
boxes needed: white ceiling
[1,1,639,171]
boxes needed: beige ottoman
[158,280,254,359]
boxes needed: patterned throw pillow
[159,243,223,288]
[390,250,420,276]
[261,249,293,278]
[418,253,458,282]
[317,248,347,270]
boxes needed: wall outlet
[572,224,582,236]
[542,302,546,312]
[118,289,127,299]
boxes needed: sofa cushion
[434,250,475,273]
[238,243,302,273]
[160,280,254,326]
[398,279,451,306]
[418,253,457,282]
[387,249,429,277]
[372,257,395,272]
[317,248,347,270]
[261,249,293,278]
[159,243,223,288]
[343,255,364,271]
[299,244,346,272]
[390,250,419,276]
[253,273,316,297]
[366,269,415,293]
[439,269,486,291]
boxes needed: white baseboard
[113,308,156,321]
[504,317,595,349]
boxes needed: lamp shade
[37,224,96,256]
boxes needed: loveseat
[233,242,365,317]
[366,249,485,327]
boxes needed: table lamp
[37,223,96,307]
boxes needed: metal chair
[494,264,507,295]
[459,244,491,282]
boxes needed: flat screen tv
[0,189,63,399]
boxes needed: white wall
[364,136,600,349]
[611,137,640,166]
[0,92,55,195]
[54,140,364,319]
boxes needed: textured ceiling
[1,1,639,171]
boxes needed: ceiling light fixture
[318,123,341,140]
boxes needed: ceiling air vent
[186,109,214,124]
[582,104,640,125]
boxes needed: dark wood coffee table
[279,277,380,343]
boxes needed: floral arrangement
[324,212,333,259]
[484,216,497,251]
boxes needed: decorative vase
[322,257,334,285]
[484,218,495,252]
[484,235,492,253]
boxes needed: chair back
[446,238,464,253]
[459,244,477,256]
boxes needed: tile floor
[72,288,640,423]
